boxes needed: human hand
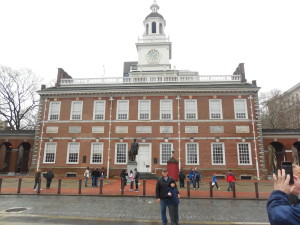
[168,191,172,196]
[273,169,295,194]
[156,198,160,203]
[178,194,180,199]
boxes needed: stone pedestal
[127,161,138,174]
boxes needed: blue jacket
[267,190,300,225]
[165,187,180,205]
[212,175,217,183]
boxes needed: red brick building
[29,1,266,179]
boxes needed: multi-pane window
[115,143,127,164]
[93,100,105,120]
[209,99,223,119]
[43,142,56,163]
[160,143,173,164]
[91,142,103,164]
[186,143,198,165]
[238,143,252,165]
[234,99,248,119]
[185,99,197,119]
[138,100,151,120]
[70,101,83,120]
[48,101,61,120]
[67,142,80,164]
[211,143,225,165]
[117,100,129,120]
[160,99,172,120]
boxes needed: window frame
[115,143,128,164]
[70,101,83,120]
[138,99,151,120]
[160,99,173,120]
[184,99,198,120]
[185,142,199,165]
[66,142,80,164]
[234,99,248,119]
[160,143,173,165]
[48,101,61,121]
[211,142,226,165]
[237,142,252,165]
[43,142,57,163]
[93,100,106,120]
[90,142,104,164]
[116,100,129,120]
[209,99,223,119]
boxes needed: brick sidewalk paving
[0,177,273,199]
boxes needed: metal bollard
[58,179,61,194]
[99,179,103,194]
[255,182,259,199]
[187,180,190,198]
[209,181,213,197]
[143,179,146,196]
[78,179,82,194]
[232,182,236,198]
[17,178,22,194]
[0,178,2,193]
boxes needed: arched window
[152,22,156,33]
[146,24,149,35]
[159,23,163,34]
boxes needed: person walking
[100,167,105,178]
[134,168,140,192]
[178,169,186,188]
[92,168,100,187]
[226,169,236,191]
[33,169,42,191]
[165,181,180,225]
[84,167,90,187]
[120,169,128,191]
[156,168,177,225]
[129,170,134,191]
[211,172,220,190]
[193,167,201,190]
[45,168,54,189]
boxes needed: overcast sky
[1,0,299,93]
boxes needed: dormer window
[152,22,156,33]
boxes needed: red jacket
[226,173,236,182]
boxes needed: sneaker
[218,188,221,190]
[33,189,36,191]
[40,188,43,190]
[135,190,138,192]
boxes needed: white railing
[60,75,241,86]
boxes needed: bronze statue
[129,139,139,161]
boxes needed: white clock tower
[134,1,172,72]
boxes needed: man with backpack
[193,167,201,190]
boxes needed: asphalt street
[0,195,270,225]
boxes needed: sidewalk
[0,177,273,199]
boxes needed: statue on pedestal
[128,139,139,161]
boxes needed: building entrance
[137,144,151,172]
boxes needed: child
[129,170,134,191]
[212,172,220,190]
[165,181,180,225]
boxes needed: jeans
[227,182,234,191]
[93,177,98,187]
[135,179,139,190]
[168,204,179,225]
[160,199,168,224]
[85,177,89,187]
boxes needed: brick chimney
[56,68,72,87]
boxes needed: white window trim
[184,99,198,120]
[93,100,106,120]
[138,99,151,120]
[237,142,252,165]
[209,99,223,119]
[185,142,199,165]
[114,142,128,165]
[66,142,80,164]
[70,101,83,120]
[48,101,61,120]
[234,99,248,119]
[160,142,173,165]
[211,142,226,165]
[160,99,173,120]
[116,100,129,120]
[43,142,57,164]
[90,142,104,164]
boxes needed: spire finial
[150,0,159,12]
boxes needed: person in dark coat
[156,168,177,225]
[120,169,128,191]
[45,168,54,189]
[178,169,186,188]
[134,168,140,192]
[165,181,180,225]
[91,168,100,187]
[33,169,42,191]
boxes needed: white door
[137,144,151,172]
